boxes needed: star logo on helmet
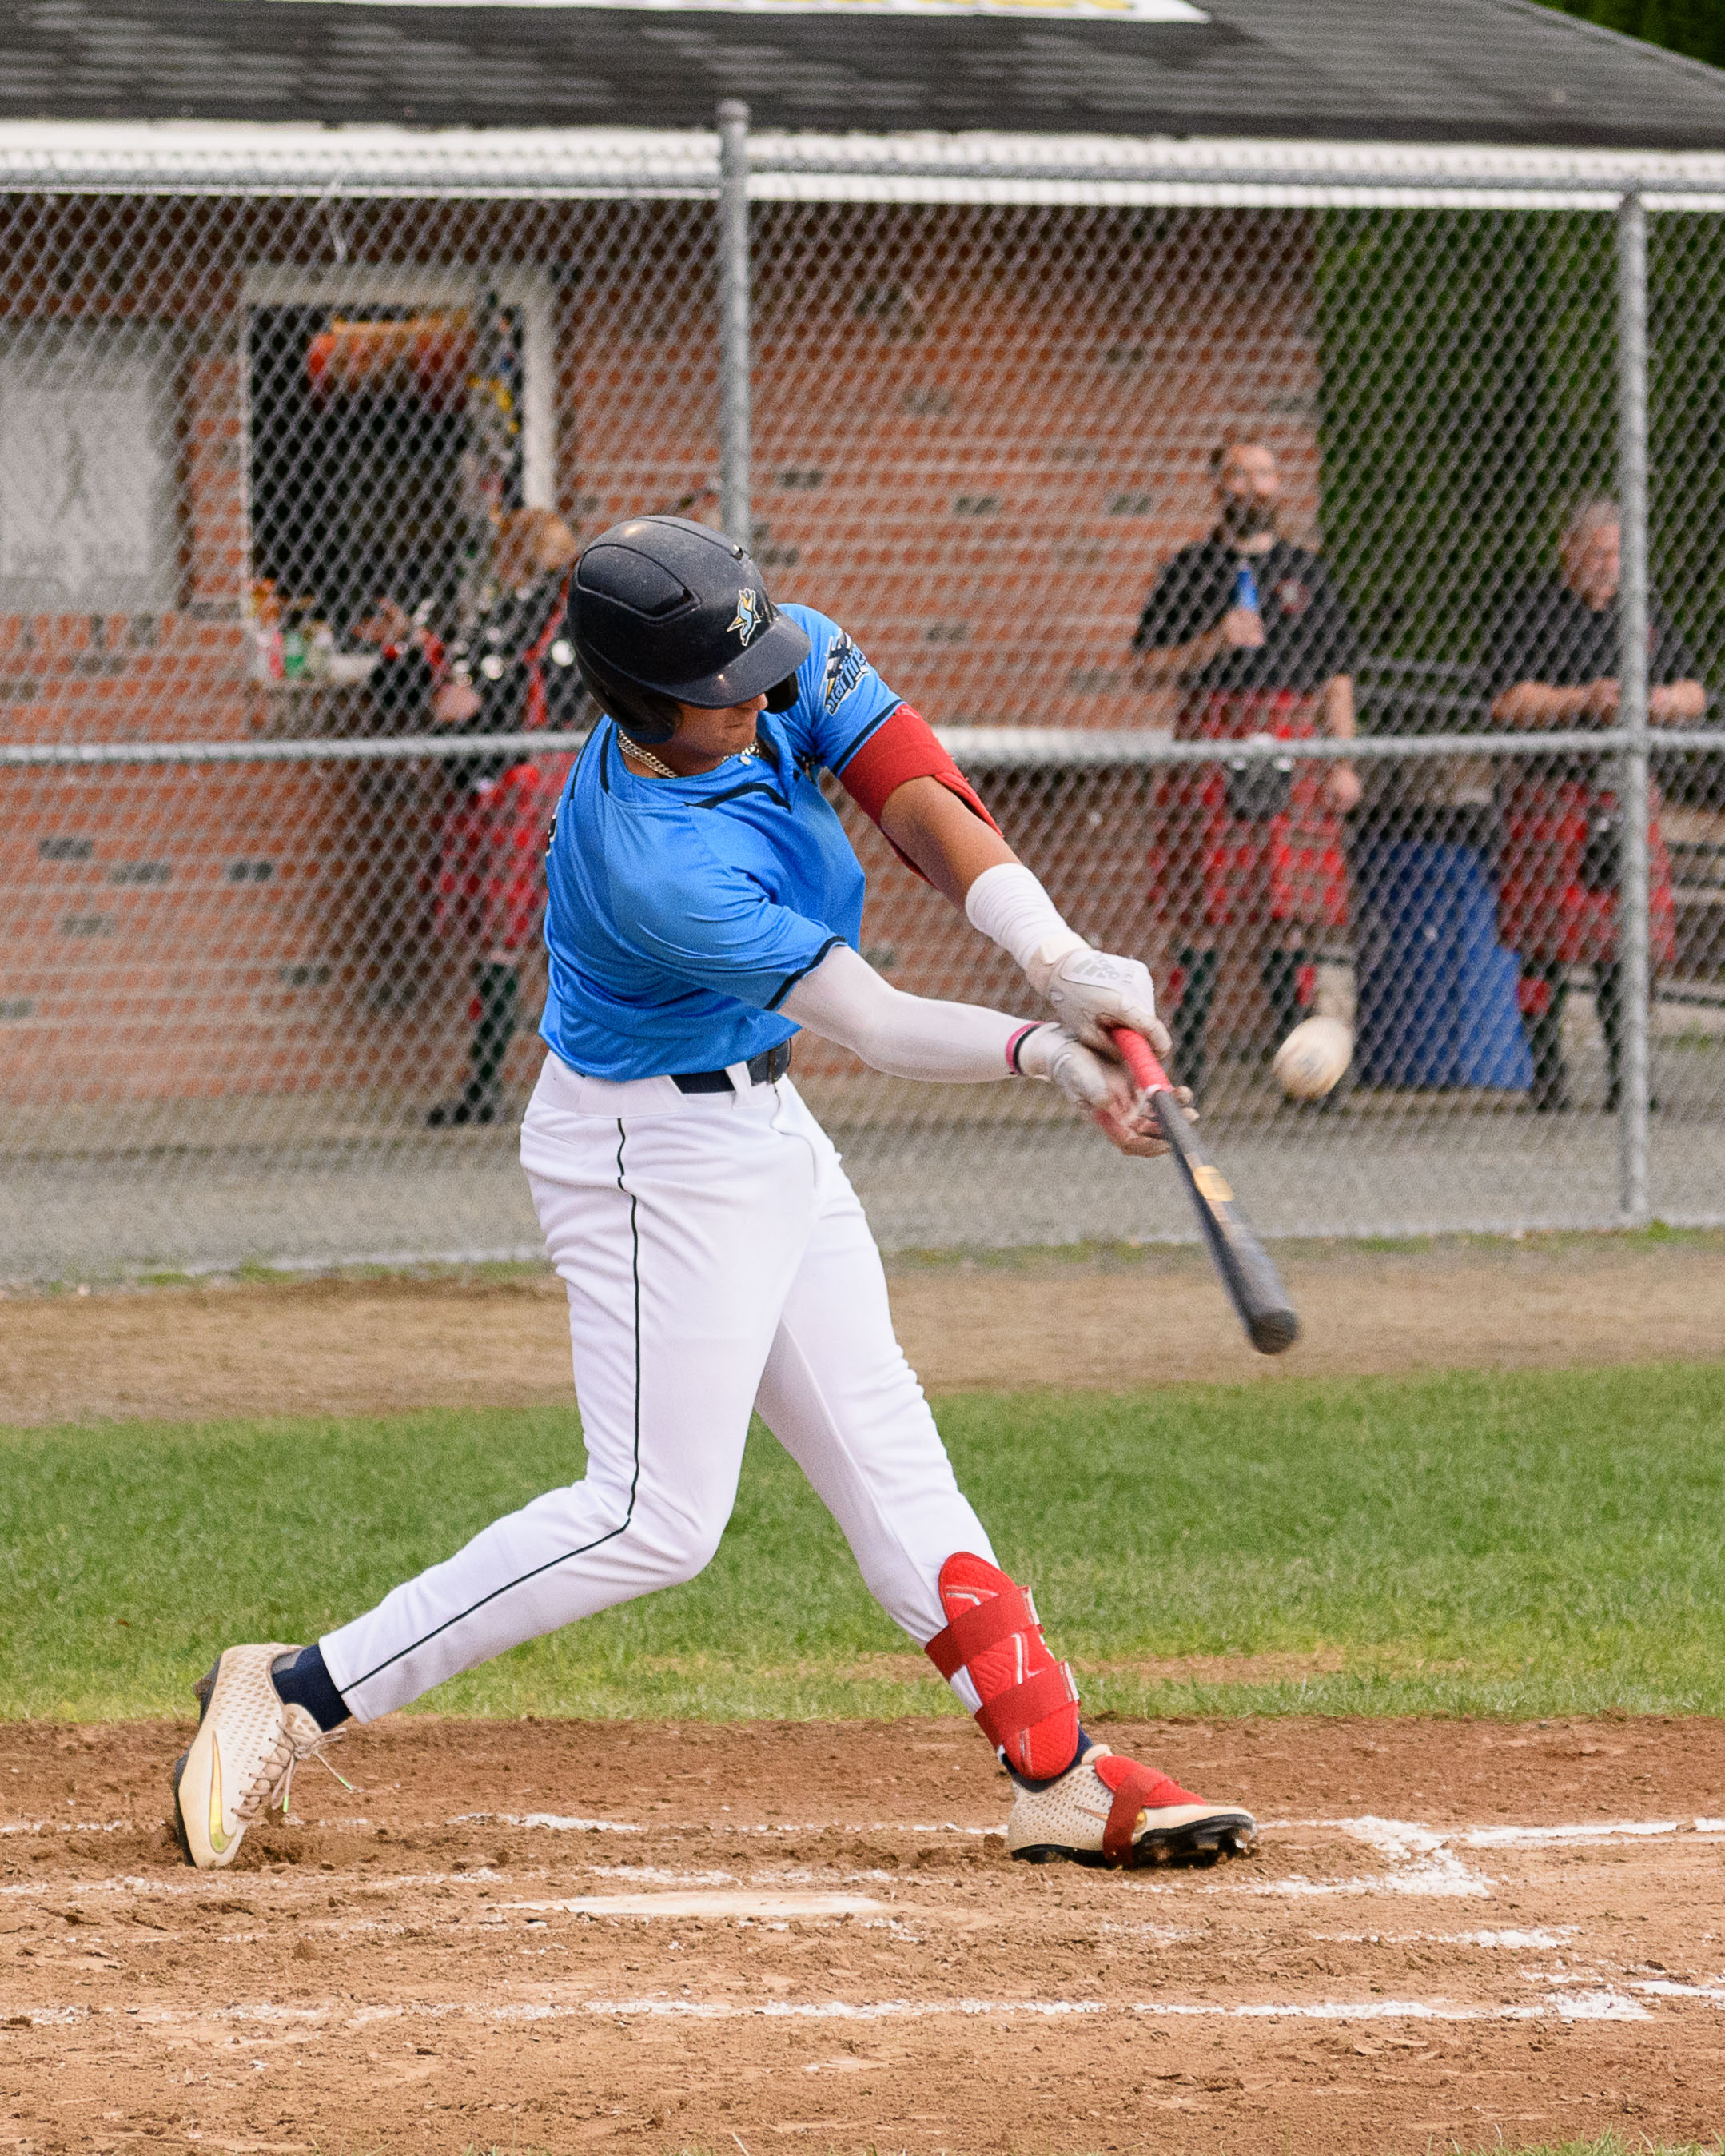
[729,588,762,647]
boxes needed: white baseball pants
[321,1051,998,1721]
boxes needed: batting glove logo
[729,588,763,647]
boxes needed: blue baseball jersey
[540,604,902,1082]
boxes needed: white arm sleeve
[963,860,1086,993]
[780,943,1033,1084]
[966,859,1164,1050]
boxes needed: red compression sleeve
[836,703,1001,881]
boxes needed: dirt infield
[4,1716,1725,2154]
[7,1246,1723,2150]
[5,1230,1725,1425]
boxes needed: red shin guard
[923,1553,1081,1780]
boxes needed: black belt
[671,1041,793,1094]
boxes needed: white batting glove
[963,867,1170,1064]
[1024,945,1172,1061]
[1016,1023,1188,1158]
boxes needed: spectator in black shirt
[1131,440,1360,1098]
[1489,496,1705,1111]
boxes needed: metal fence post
[717,100,752,549]
[1616,186,1652,1228]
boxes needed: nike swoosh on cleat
[208,1732,229,1855]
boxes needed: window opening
[246,295,524,649]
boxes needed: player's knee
[657,1525,725,1587]
[652,1532,725,1590]
[631,1503,727,1588]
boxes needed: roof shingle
[2,0,1723,149]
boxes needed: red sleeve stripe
[1005,1022,1040,1075]
[835,703,1002,883]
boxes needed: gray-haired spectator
[1488,496,1705,1112]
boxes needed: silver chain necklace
[619,734,759,780]
[618,735,681,779]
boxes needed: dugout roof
[2,0,1725,154]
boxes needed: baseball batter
[170,516,1257,1875]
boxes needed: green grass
[1468,2146,1719,2156]
[1494,2146,1721,2156]
[35,1220,1725,1295]
[3,1362,1723,1722]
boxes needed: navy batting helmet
[570,516,811,746]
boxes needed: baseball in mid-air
[1273,1015,1353,1102]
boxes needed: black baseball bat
[1110,1026,1299,1356]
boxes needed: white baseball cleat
[1006,1742,1256,1868]
[169,1643,343,1869]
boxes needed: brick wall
[0,196,1321,1106]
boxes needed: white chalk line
[1227,1817,1491,1900]
[1134,1992,1651,2023]
[0,1863,907,1918]
[1225,1815,1725,1902]
[448,1811,993,1838]
[8,1809,1715,1866]
[6,1810,1722,1849]
[1459,1819,1719,1847]
[1313,1928,1578,1950]
[5,1987,1696,2032]
[590,1996,1103,2022]
[445,1811,641,1835]
[496,1891,886,1920]
[1634,1979,1725,2004]
[0,1819,137,1838]
[554,1863,737,1884]
[0,1866,511,1902]
[449,1813,1725,1848]
[2,1996,1109,2032]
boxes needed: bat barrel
[1249,1306,1301,1355]
[1108,1025,1301,1358]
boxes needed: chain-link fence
[3,125,1724,1277]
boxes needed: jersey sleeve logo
[729,588,763,647]
[821,630,867,714]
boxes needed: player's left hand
[1035,948,1171,1061]
[1018,1024,1193,1158]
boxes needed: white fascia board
[0,120,721,196]
[747,130,1725,209]
[2,119,1725,207]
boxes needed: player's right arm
[596,769,1166,1157]
[868,762,1174,1067]
[781,615,1167,1064]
